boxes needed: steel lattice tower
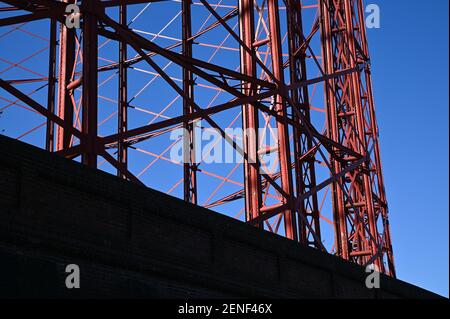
[0,0,395,277]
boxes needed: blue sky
[0,0,448,297]
[367,0,449,297]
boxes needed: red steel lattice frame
[0,0,395,277]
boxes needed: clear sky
[0,0,448,297]
[367,0,449,297]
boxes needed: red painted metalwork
[286,0,322,249]
[319,0,395,276]
[239,0,262,226]
[56,0,75,152]
[182,0,197,204]
[117,2,128,178]
[81,0,98,167]
[45,17,57,152]
[0,0,395,276]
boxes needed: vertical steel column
[364,66,395,276]
[343,0,381,270]
[46,18,57,152]
[286,0,322,247]
[355,0,395,276]
[117,4,128,177]
[56,0,76,151]
[182,0,197,204]
[81,0,98,167]
[239,0,262,224]
[319,0,349,259]
[267,0,297,240]
[320,0,394,274]
[321,0,368,263]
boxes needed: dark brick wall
[0,135,441,299]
